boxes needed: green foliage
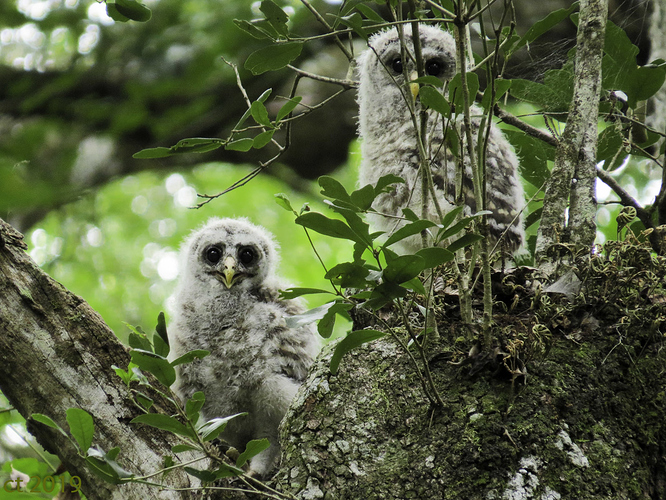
[277,174,482,370]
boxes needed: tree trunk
[278,257,666,499]
[535,0,607,264]
[0,219,201,499]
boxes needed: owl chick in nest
[169,217,320,478]
[357,24,526,254]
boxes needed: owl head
[179,217,279,293]
[357,24,456,119]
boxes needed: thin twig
[286,65,357,89]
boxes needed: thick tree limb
[0,218,201,499]
[535,0,608,264]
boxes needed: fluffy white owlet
[169,217,320,478]
[357,24,526,254]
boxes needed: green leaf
[233,19,274,40]
[250,100,271,127]
[279,287,334,299]
[355,3,385,23]
[155,312,169,346]
[236,438,271,467]
[215,463,245,478]
[365,282,408,310]
[253,129,275,149]
[260,0,289,37]
[317,302,353,339]
[135,392,153,411]
[131,413,196,439]
[127,327,153,352]
[330,330,386,374]
[276,96,303,122]
[319,176,351,202]
[170,349,210,367]
[383,219,438,248]
[245,42,303,75]
[325,261,371,288]
[295,212,358,241]
[449,72,479,110]
[374,174,405,195]
[480,79,512,111]
[132,147,172,159]
[383,255,425,284]
[184,467,218,483]
[197,413,247,442]
[112,0,151,22]
[416,247,455,268]
[350,184,376,211]
[503,129,554,189]
[130,349,176,387]
[447,233,484,253]
[506,2,578,56]
[113,365,132,386]
[66,408,94,454]
[275,193,296,214]
[86,446,134,484]
[437,212,489,241]
[419,86,450,116]
[153,333,169,358]
[185,392,205,425]
[106,2,130,22]
[31,414,68,437]
[225,138,254,152]
[285,302,336,329]
[411,75,444,87]
[525,207,543,229]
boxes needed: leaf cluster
[277,174,484,374]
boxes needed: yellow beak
[409,71,419,100]
[220,255,237,289]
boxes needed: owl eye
[205,246,222,264]
[425,59,443,77]
[391,58,403,74]
[238,247,255,265]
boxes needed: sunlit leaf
[130,349,176,387]
[260,0,289,37]
[280,287,334,299]
[66,408,94,454]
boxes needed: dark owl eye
[391,58,403,74]
[238,247,254,265]
[205,246,222,264]
[426,59,443,77]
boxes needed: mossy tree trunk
[0,219,204,500]
[278,254,666,499]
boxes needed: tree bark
[535,0,608,264]
[0,219,200,499]
[278,259,666,499]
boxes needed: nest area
[352,236,666,386]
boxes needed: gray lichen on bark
[0,219,201,500]
[536,0,608,265]
[277,252,666,499]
